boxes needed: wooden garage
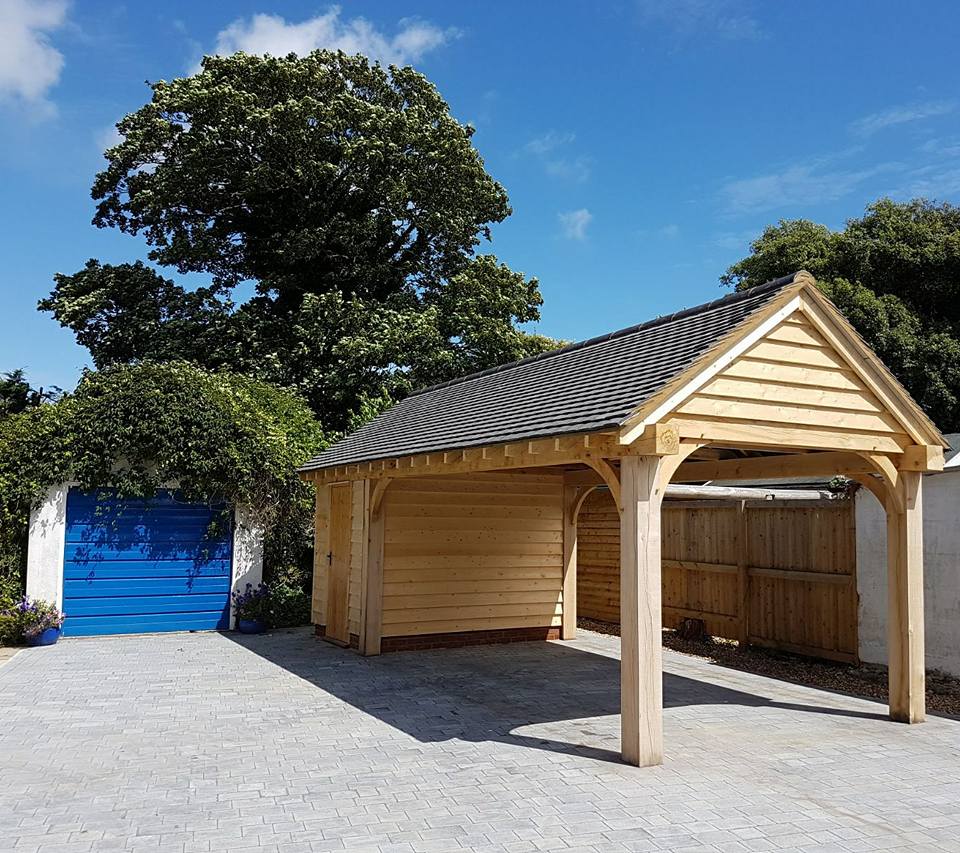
[298,271,946,767]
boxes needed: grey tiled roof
[300,273,799,471]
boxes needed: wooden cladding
[380,472,565,637]
[577,488,858,662]
[667,309,913,454]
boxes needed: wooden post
[562,484,578,640]
[620,454,664,767]
[359,486,386,656]
[886,470,925,722]
[736,499,750,646]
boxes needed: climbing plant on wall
[0,361,327,600]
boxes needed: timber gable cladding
[300,270,946,768]
[665,306,911,452]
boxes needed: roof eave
[296,423,625,478]
[617,277,810,444]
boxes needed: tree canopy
[42,51,555,429]
[0,370,59,418]
[724,198,960,432]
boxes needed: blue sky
[3,1,960,392]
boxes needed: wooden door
[325,483,352,645]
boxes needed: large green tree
[41,51,554,429]
[724,198,960,432]
[0,370,59,418]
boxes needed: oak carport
[299,271,945,766]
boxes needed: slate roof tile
[299,273,799,471]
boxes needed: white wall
[230,505,265,628]
[856,470,960,676]
[25,483,69,608]
[25,484,264,631]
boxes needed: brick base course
[381,626,560,653]
[313,624,560,653]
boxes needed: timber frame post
[359,479,389,656]
[855,456,928,723]
[619,440,702,767]
[619,454,666,767]
[562,484,579,640]
[886,469,925,723]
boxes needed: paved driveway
[2,628,960,853]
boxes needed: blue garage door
[63,488,233,636]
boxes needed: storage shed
[298,271,946,767]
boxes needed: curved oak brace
[857,453,904,514]
[586,458,623,515]
[655,441,706,495]
[570,484,600,524]
[851,473,888,510]
[370,476,393,518]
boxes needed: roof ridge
[408,271,801,399]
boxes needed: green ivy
[0,361,327,598]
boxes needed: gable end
[621,277,946,454]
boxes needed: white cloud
[920,138,960,159]
[0,0,68,115]
[524,131,576,157]
[638,223,681,240]
[637,0,764,41]
[544,156,591,183]
[211,7,456,65]
[523,131,591,182]
[850,101,955,137]
[720,157,897,215]
[712,229,759,251]
[559,208,592,240]
[718,100,960,217]
[95,124,122,153]
[881,164,960,201]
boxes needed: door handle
[327,551,333,567]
